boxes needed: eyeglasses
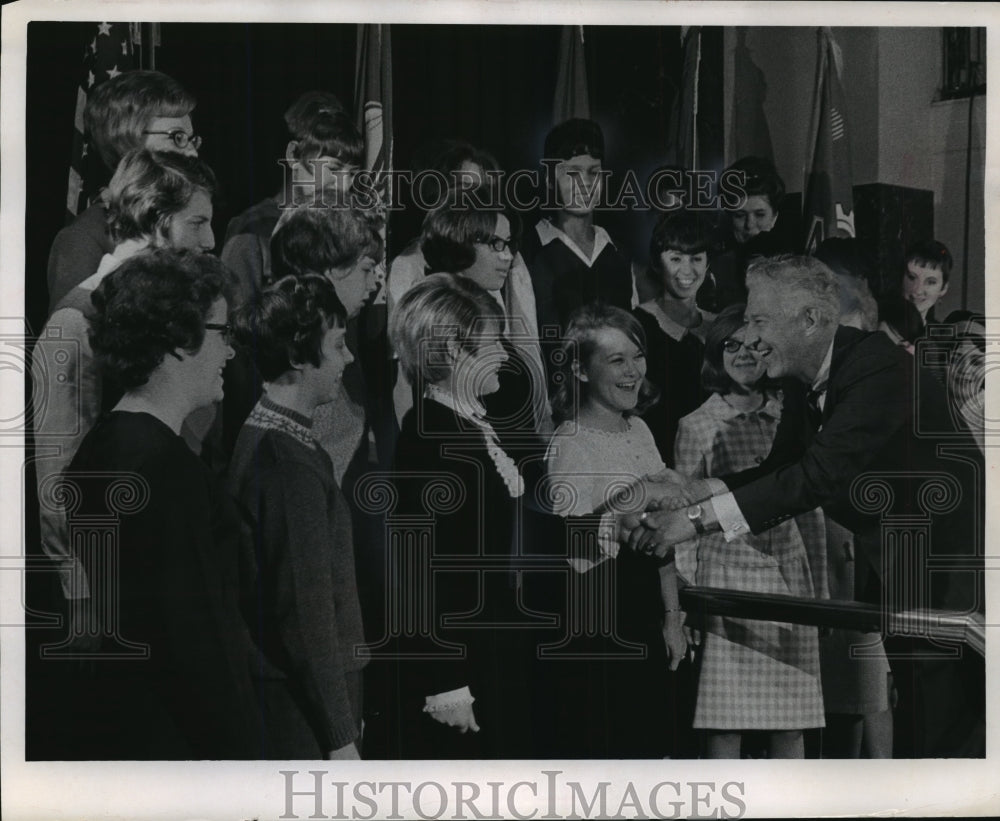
[480,235,513,253]
[204,322,232,343]
[722,338,749,354]
[143,129,203,151]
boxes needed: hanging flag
[803,27,856,255]
[354,23,393,310]
[553,26,590,124]
[65,22,138,224]
[665,26,701,170]
[729,27,774,163]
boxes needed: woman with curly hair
[64,249,263,759]
[33,148,217,607]
[227,275,367,759]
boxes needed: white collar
[425,385,525,498]
[637,299,714,343]
[425,384,488,427]
[535,218,614,268]
[812,339,835,392]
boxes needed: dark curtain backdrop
[25,22,723,334]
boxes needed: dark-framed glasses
[481,235,513,253]
[143,129,203,151]
[204,322,232,343]
[722,338,749,354]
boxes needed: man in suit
[627,254,984,757]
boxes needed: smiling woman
[56,250,266,760]
[635,210,717,461]
[227,275,367,760]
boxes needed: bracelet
[663,608,684,614]
[422,696,475,714]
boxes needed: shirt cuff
[424,686,474,713]
[705,477,728,497]
[566,512,618,574]
[709,493,751,542]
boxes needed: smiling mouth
[616,381,638,391]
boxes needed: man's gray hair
[746,254,842,324]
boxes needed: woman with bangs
[544,303,685,758]
[388,273,533,759]
[390,192,550,445]
[634,209,717,463]
[227,274,367,760]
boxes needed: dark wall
[25,22,721,334]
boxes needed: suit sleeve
[729,349,910,534]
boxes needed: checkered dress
[674,392,825,730]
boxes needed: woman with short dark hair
[408,194,549,443]
[227,275,367,759]
[64,249,262,759]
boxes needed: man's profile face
[744,280,802,380]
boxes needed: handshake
[613,469,716,561]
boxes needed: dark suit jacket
[722,325,982,613]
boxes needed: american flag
[355,23,393,308]
[65,22,139,224]
[803,27,856,254]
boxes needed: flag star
[87,70,96,88]
[107,65,122,79]
[90,38,97,54]
[98,22,112,36]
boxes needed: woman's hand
[426,701,481,734]
[640,471,693,511]
[662,611,689,671]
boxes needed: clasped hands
[617,469,706,560]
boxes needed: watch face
[687,504,702,520]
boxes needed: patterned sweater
[228,394,367,751]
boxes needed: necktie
[805,383,827,431]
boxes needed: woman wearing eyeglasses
[672,304,825,759]
[61,249,266,759]
[405,193,551,445]
[47,70,200,313]
[33,149,219,615]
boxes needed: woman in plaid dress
[674,305,824,758]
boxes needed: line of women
[42,113,979,762]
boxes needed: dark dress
[387,396,533,759]
[228,396,368,758]
[65,411,262,759]
[634,301,713,465]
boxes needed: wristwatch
[686,503,706,535]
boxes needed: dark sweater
[228,395,366,754]
[520,219,633,338]
[67,411,263,759]
[46,201,114,314]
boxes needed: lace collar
[425,385,525,498]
